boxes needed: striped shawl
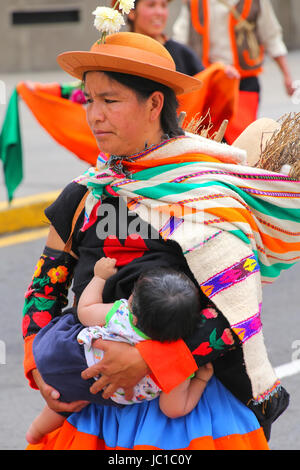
[73,134,300,403]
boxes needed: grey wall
[271,0,300,51]
[0,0,299,73]
[0,0,108,73]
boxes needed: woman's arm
[159,363,213,418]
[24,225,89,413]
[273,55,295,96]
[23,225,77,387]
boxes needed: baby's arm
[77,257,117,326]
[159,363,213,419]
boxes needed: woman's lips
[93,130,112,137]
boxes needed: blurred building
[0,0,109,73]
[271,0,300,51]
[0,0,299,73]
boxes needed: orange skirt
[27,377,268,451]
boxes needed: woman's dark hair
[104,71,184,138]
[131,267,200,342]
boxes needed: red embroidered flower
[201,307,218,319]
[221,328,234,345]
[192,342,213,356]
[47,266,69,284]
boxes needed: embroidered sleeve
[184,304,239,363]
[22,247,77,388]
[22,247,77,339]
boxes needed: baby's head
[130,267,200,342]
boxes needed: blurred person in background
[127,0,240,78]
[126,0,241,139]
[172,0,295,141]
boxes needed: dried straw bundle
[256,112,300,178]
[184,111,228,142]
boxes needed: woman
[23,26,296,450]
[172,0,294,95]
[127,0,204,76]
[125,0,240,139]
[172,0,295,142]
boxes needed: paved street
[0,235,299,450]
[0,48,299,450]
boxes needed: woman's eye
[105,99,117,104]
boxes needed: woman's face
[84,71,163,156]
[129,0,169,40]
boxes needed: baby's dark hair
[131,267,200,342]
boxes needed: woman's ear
[148,91,164,122]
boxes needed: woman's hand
[81,340,150,400]
[223,64,241,80]
[32,369,89,413]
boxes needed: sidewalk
[0,50,299,234]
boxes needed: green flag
[0,88,23,202]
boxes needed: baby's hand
[195,363,214,383]
[94,257,117,280]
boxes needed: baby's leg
[26,405,65,444]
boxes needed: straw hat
[57,32,202,95]
[233,118,281,166]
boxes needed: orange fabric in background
[17,82,99,165]
[17,63,239,165]
[16,67,238,168]
[225,90,259,144]
[178,63,239,137]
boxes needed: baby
[26,257,213,444]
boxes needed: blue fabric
[33,312,120,407]
[67,376,261,449]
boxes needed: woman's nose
[88,102,105,124]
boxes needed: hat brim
[57,49,202,95]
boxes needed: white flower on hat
[119,0,135,14]
[93,6,125,37]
